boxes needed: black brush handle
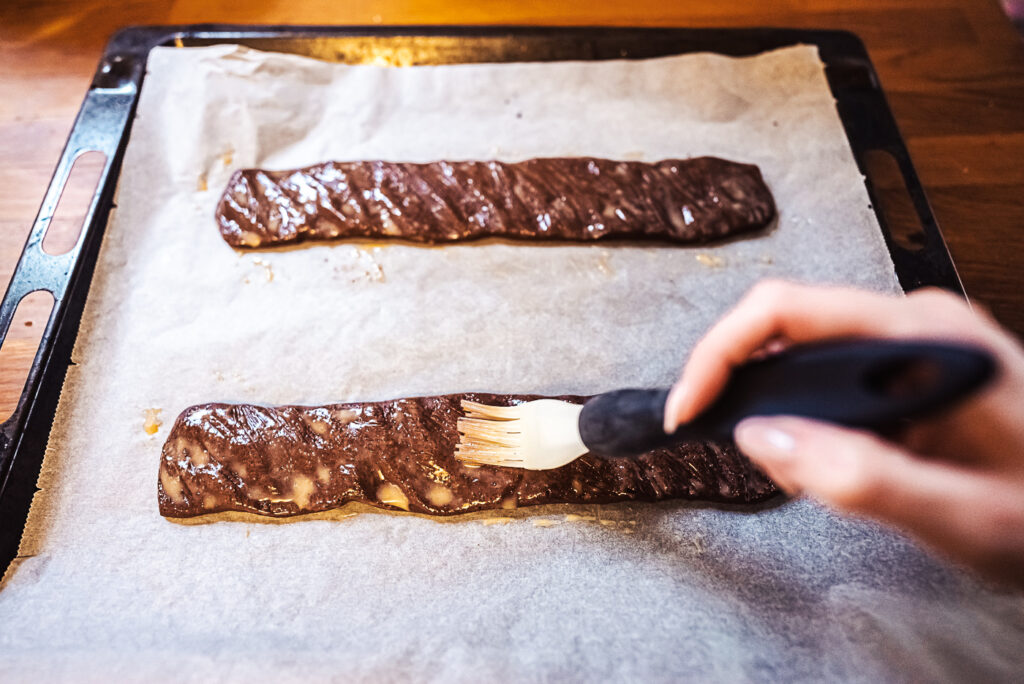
[578,340,996,457]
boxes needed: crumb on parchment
[143,408,162,435]
[482,517,513,526]
[695,254,726,268]
[252,257,274,282]
[565,513,595,523]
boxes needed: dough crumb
[482,517,513,526]
[143,408,162,435]
[357,249,385,282]
[532,519,558,528]
[692,534,706,554]
[695,254,726,268]
[252,257,274,282]
[197,173,208,192]
[335,247,386,283]
[565,513,595,523]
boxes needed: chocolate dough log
[216,157,776,248]
[158,394,777,519]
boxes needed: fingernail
[735,418,796,459]
[663,381,690,434]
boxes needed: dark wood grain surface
[1,0,1022,416]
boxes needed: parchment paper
[1,44,1022,681]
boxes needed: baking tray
[0,25,962,575]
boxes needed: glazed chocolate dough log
[215,157,776,248]
[158,394,777,519]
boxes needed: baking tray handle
[0,61,139,499]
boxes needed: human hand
[664,280,1024,587]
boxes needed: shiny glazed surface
[215,157,776,247]
[158,394,778,518]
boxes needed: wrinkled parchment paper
[2,45,1022,681]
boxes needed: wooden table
[1,0,1023,417]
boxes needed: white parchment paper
[1,44,1022,681]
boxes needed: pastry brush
[454,340,995,470]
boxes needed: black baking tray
[0,25,962,574]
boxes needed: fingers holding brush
[664,281,999,433]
